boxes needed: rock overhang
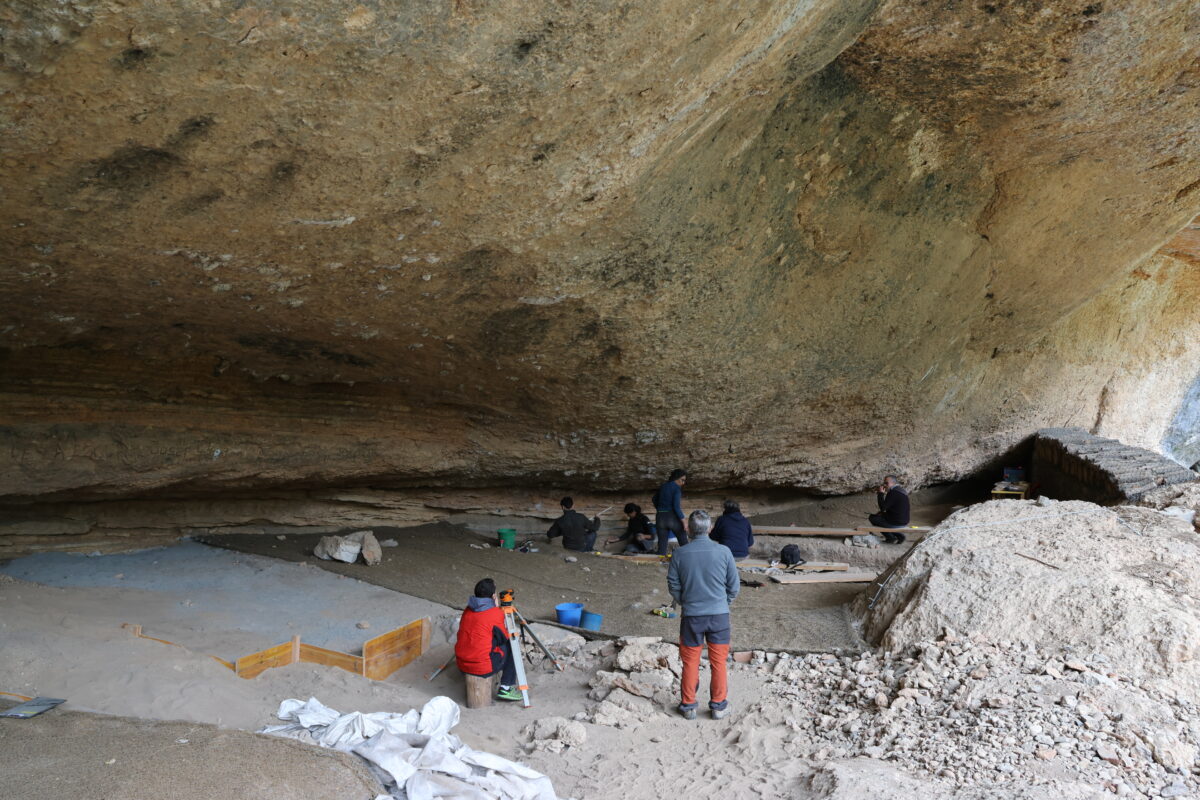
[1,0,1199,499]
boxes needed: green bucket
[497,528,517,549]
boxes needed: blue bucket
[579,610,603,631]
[555,603,584,626]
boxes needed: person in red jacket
[454,578,521,702]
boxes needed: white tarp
[260,697,559,800]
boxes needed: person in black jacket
[546,496,601,552]
[652,468,688,555]
[711,499,754,560]
[606,503,656,554]
[869,476,911,543]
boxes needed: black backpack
[780,544,805,566]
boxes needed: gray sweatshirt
[666,535,740,616]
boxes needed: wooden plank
[738,560,849,571]
[235,641,296,679]
[298,643,364,675]
[595,553,667,564]
[124,622,234,671]
[855,526,931,534]
[768,570,878,584]
[754,526,860,536]
[363,618,429,681]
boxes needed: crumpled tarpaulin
[260,696,559,800]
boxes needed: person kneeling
[605,503,657,554]
[455,578,521,702]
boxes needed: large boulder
[855,500,1200,696]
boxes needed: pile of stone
[738,633,1198,797]
[1139,483,1200,531]
[313,530,382,565]
[523,716,587,754]
[585,636,682,729]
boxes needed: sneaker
[711,706,729,720]
[496,686,523,702]
[892,533,907,544]
[678,704,697,720]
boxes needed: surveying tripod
[498,588,564,708]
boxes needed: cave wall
[1,0,1199,504]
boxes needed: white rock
[314,535,360,563]
[345,530,382,565]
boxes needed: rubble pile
[585,636,682,729]
[523,717,587,754]
[739,634,1198,797]
[1139,483,1200,531]
[313,530,383,565]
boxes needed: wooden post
[464,673,494,709]
[290,635,301,665]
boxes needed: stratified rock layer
[1033,428,1198,504]
[2,1,1199,503]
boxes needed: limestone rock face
[2,1,1198,502]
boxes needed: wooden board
[235,640,297,679]
[299,643,364,675]
[738,560,849,571]
[768,570,878,584]
[595,553,667,564]
[754,526,860,537]
[363,618,430,680]
[123,623,234,670]
[855,526,931,534]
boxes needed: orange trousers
[680,642,729,707]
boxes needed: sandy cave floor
[0,542,861,800]
[199,521,873,653]
[193,483,971,652]
[0,701,380,800]
[0,491,968,799]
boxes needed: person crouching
[454,578,521,702]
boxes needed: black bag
[780,544,805,566]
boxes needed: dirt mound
[855,500,1200,695]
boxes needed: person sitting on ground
[546,496,601,552]
[605,503,657,554]
[652,468,689,555]
[667,510,739,721]
[454,578,521,702]
[711,499,754,560]
[869,475,911,544]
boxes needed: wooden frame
[124,618,430,681]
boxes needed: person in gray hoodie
[666,510,739,720]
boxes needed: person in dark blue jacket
[652,468,688,555]
[711,499,754,560]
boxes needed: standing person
[652,468,688,555]
[869,475,911,543]
[711,499,754,560]
[546,496,601,552]
[666,510,739,720]
[454,578,522,702]
[605,503,656,554]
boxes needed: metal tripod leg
[502,607,532,708]
[513,608,565,671]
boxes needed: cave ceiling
[1,0,1198,499]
